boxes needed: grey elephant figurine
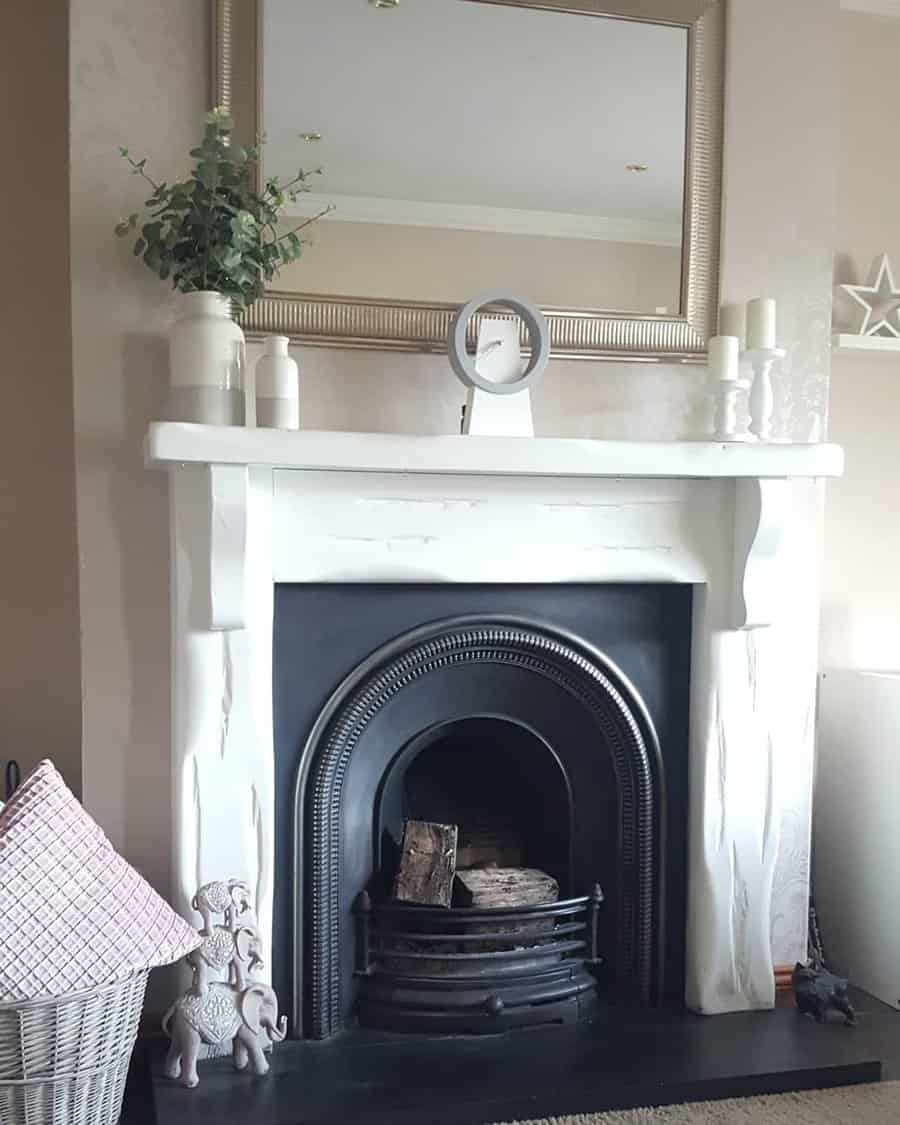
[792,962,857,1026]
[188,921,264,995]
[192,878,253,933]
[163,980,287,1088]
[164,875,284,1088]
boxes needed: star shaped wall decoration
[840,253,900,337]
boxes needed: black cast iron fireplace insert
[273,584,691,1040]
[353,712,604,1033]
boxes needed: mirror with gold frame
[213,0,723,361]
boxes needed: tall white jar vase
[168,290,246,425]
[255,335,300,429]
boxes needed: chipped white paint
[154,424,838,1015]
[148,425,842,633]
[170,466,275,983]
[272,474,701,588]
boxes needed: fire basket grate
[354,887,603,1033]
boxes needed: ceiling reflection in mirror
[261,0,688,316]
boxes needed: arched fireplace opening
[291,615,673,1039]
[375,716,573,900]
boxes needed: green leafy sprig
[115,108,332,309]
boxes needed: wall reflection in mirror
[262,0,689,316]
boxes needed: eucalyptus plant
[115,108,330,309]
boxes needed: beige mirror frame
[212,0,724,361]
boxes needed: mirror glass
[262,0,688,316]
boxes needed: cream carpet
[499,1081,898,1124]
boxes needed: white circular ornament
[447,292,550,395]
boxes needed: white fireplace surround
[147,422,843,1018]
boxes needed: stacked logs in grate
[392,818,560,912]
[385,819,562,970]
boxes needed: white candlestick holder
[711,376,751,441]
[744,347,786,442]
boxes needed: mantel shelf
[146,422,844,480]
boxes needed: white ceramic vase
[168,291,246,425]
[255,335,300,429]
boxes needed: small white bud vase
[168,291,246,425]
[255,336,300,430]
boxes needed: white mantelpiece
[148,422,843,1020]
[147,423,842,635]
[146,422,843,479]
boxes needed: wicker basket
[0,972,148,1125]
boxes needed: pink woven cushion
[0,759,201,1001]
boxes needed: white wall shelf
[832,332,900,355]
[840,1,900,15]
[146,422,844,481]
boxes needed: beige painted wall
[70,0,836,970]
[0,2,81,790]
[69,0,207,887]
[820,10,900,673]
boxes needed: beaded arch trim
[298,621,661,1039]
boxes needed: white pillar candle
[746,297,777,351]
[708,335,740,381]
[718,303,745,342]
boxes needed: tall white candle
[708,335,740,381]
[746,297,777,350]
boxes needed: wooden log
[455,842,523,869]
[456,816,524,870]
[453,866,559,909]
[392,820,458,907]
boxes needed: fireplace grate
[353,889,602,1033]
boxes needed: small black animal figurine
[792,962,856,1026]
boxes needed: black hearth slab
[130,1004,884,1125]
